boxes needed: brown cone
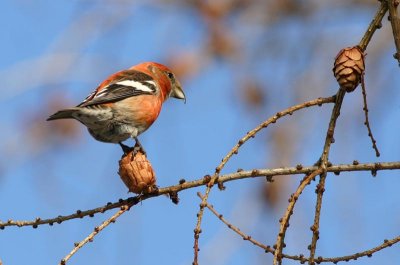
[118,150,156,194]
[333,46,365,92]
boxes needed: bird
[47,62,185,153]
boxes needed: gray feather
[47,108,80,121]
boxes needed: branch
[387,0,400,65]
[215,95,335,175]
[1,161,399,229]
[59,205,130,265]
[308,171,327,264]
[197,192,273,252]
[273,168,324,265]
[361,77,380,157]
[0,197,140,229]
[319,90,346,166]
[192,95,336,264]
[319,235,400,263]
[199,193,400,264]
[359,1,388,51]
[309,89,346,263]
[197,192,306,262]
[306,2,391,261]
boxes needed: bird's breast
[114,95,163,132]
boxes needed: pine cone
[118,150,156,194]
[333,46,365,92]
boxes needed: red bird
[47,62,185,151]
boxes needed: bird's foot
[119,142,132,155]
[134,137,147,156]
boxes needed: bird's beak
[170,84,186,103]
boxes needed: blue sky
[0,1,399,265]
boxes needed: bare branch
[387,0,400,65]
[192,95,336,264]
[197,192,303,261]
[319,235,400,263]
[306,2,392,261]
[359,1,388,51]
[0,197,140,229]
[1,161,399,230]
[361,76,380,157]
[273,168,324,265]
[59,205,130,265]
[197,192,272,252]
[215,96,336,175]
[309,89,346,263]
[199,192,400,264]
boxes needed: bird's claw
[132,144,142,156]
[133,142,146,156]
[134,137,147,156]
[119,138,147,158]
[119,142,132,155]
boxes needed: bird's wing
[77,70,157,107]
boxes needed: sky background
[0,1,400,265]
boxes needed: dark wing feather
[77,70,156,107]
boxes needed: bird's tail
[47,108,80,121]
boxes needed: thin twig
[215,96,335,175]
[59,205,130,265]
[319,234,400,263]
[355,0,388,159]
[359,1,388,51]
[197,192,274,253]
[307,3,390,260]
[0,197,140,229]
[308,172,327,265]
[387,0,400,65]
[198,193,400,264]
[197,192,306,262]
[361,76,380,157]
[273,168,324,265]
[1,161,400,229]
[192,96,336,264]
[309,89,346,264]
[320,90,346,165]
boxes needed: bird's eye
[167,72,174,79]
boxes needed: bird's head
[137,62,186,103]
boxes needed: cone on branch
[118,149,157,194]
[333,46,365,92]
